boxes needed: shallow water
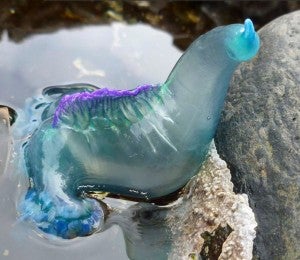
[0,23,181,259]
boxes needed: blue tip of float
[243,18,255,39]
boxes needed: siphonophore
[18,19,259,239]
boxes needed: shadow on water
[0,21,182,259]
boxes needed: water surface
[0,23,181,259]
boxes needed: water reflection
[0,23,180,108]
[0,23,181,259]
[105,201,172,260]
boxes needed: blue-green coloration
[19,19,259,238]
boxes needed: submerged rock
[216,11,300,259]
[168,144,257,260]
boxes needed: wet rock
[0,106,12,176]
[216,11,300,259]
[168,144,257,260]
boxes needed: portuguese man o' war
[18,19,259,239]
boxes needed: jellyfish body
[19,19,259,238]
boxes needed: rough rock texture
[215,11,300,260]
[168,144,257,260]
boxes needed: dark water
[0,23,181,259]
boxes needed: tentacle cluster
[19,189,103,239]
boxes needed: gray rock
[215,11,300,260]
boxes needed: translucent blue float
[19,19,260,239]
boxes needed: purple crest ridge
[52,84,157,127]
